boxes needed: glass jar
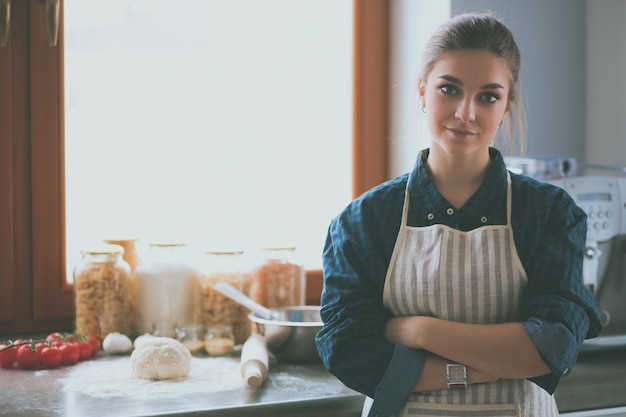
[73,246,132,340]
[102,238,139,272]
[197,251,252,345]
[250,247,305,309]
[103,238,139,330]
[204,324,235,356]
[176,323,206,355]
[134,243,199,338]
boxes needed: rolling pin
[240,333,269,388]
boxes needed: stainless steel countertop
[0,353,365,417]
[555,346,626,413]
[1,345,624,416]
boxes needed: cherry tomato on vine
[16,345,39,369]
[59,343,80,365]
[35,341,48,354]
[76,341,92,361]
[38,346,62,368]
[0,344,17,368]
[87,335,100,357]
[46,332,63,341]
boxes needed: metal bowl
[248,305,323,364]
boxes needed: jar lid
[205,250,244,256]
[148,242,188,248]
[103,238,139,243]
[80,243,123,255]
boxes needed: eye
[480,92,500,103]
[439,85,458,95]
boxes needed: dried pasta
[197,271,252,345]
[74,255,131,340]
[251,260,304,309]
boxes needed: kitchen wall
[586,0,626,168]
[389,0,626,178]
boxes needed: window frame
[0,0,388,335]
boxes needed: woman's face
[419,50,512,158]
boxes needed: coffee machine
[549,174,626,348]
[506,156,626,348]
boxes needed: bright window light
[64,0,353,280]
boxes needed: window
[0,0,388,335]
[64,0,353,275]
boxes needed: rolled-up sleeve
[316,194,424,416]
[520,190,603,393]
[316,213,398,394]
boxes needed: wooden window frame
[0,0,388,335]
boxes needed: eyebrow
[438,74,505,90]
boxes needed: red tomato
[39,346,62,368]
[46,332,63,341]
[0,344,17,368]
[35,341,48,354]
[16,345,39,369]
[76,341,92,360]
[59,343,80,365]
[87,335,100,357]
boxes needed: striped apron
[363,171,559,417]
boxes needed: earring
[421,106,426,114]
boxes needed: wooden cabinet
[0,16,13,324]
[0,0,72,335]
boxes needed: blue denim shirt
[316,148,603,417]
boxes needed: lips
[447,126,477,136]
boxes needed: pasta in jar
[73,246,132,340]
[251,247,305,309]
[197,251,252,345]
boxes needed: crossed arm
[384,316,551,392]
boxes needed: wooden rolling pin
[240,333,269,388]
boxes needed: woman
[315,12,603,417]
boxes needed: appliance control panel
[550,175,626,242]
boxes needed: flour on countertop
[60,356,242,398]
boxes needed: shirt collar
[409,147,508,221]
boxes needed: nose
[455,99,476,123]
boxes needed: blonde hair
[420,13,527,155]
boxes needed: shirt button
[446,208,454,215]
[427,213,434,220]
[480,216,487,223]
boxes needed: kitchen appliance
[505,156,579,180]
[506,156,626,348]
[549,173,626,348]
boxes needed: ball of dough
[133,333,160,350]
[130,336,192,380]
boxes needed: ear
[417,78,426,108]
